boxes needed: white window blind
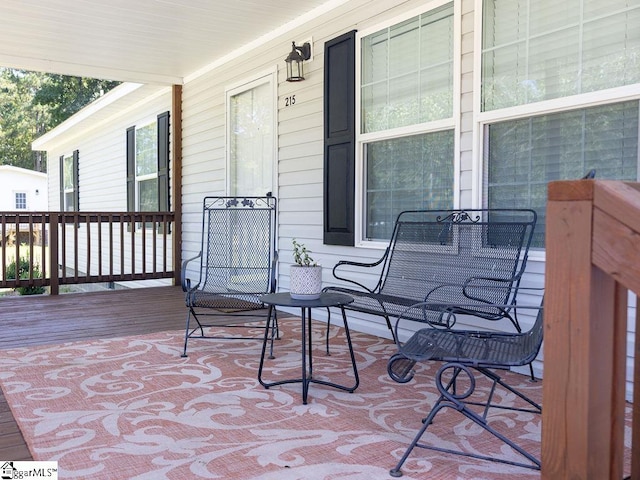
[228,78,274,197]
[62,155,75,211]
[361,3,454,132]
[485,101,639,247]
[135,121,158,211]
[366,131,454,241]
[482,0,640,111]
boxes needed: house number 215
[284,95,296,107]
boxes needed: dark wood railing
[543,180,638,480]
[0,211,175,295]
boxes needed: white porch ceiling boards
[0,0,343,84]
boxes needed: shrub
[6,257,46,295]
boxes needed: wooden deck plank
[0,285,256,461]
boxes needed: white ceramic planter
[289,265,323,300]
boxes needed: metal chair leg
[390,362,541,477]
[181,310,192,357]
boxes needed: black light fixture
[285,41,311,82]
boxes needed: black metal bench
[324,209,537,340]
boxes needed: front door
[227,71,276,197]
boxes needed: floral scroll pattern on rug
[0,320,624,480]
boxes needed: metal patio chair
[387,299,544,476]
[181,195,278,357]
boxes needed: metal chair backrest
[380,209,536,321]
[197,195,277,295]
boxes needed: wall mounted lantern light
[285,41,311,82]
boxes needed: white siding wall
[42,87,173,280]
[181,0,546,334]
[182,0,456,334]
[45,91,172,212]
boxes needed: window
[135,121,158,211]
[59,150,79,211]
[15,192,26,210]
[480,0,640,248]
[226,72,275,196]
[358,2,456,243]
[126,112,170,214]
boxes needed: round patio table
[257,292,358,404]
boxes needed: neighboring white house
[0,165,47,212]
[0,165,48,248]
[32,0,639,399]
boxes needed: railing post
[542,180,629,480]
[49,212,59,295]
[634,306,640,480]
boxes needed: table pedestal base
[257,293,358,405]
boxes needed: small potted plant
[290,238,323,300]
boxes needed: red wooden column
[542,180,629,480]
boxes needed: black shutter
[72,150,79,211]
[126,126,136,212]
[59,155,64,210]
[323,30,356,246]
[157,111,170,212]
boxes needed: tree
[0,68,119,172]
[0,69,47,170]
[32,74,119,126]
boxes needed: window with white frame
[62,154,76,211]
[126,112,169,218]
[15,192,26,210]
[481,0,640,248]
[358,2,455,242]
[135,120,158,211]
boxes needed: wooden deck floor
[0,285,257,461]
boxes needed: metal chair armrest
[461,275,522,304]
[269,250,279,293]
[331,247,389,293]
[181,251,202,292]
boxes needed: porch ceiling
[0,0,341,85]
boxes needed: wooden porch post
[48,212,59,295]
[542,180,634,479]
[172,84,183,286]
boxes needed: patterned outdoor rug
[0,319,630,479]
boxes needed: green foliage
[292,239,316,267]
[0,69,47,170]
[0,68,119,171]
[32,74,120,126]
[6,257,46,295]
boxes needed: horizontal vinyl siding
[179,0,632,399]
[46,91,172,212]
[180,0,477,338]
[189,4,497,292]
